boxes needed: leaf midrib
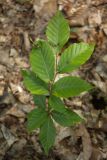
[40,47,50,81]
[59,47,89,71]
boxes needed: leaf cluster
[22,11,95,154]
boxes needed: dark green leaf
[52,76,92,98]
[46,11,70,52]
[49,96,66,113]
[33,95,46,108]
[52,109,83,126]
[30,40,55,82]
[27,108,48,132]
[22,70,49,95]
[58,42,95,73]
[40,117,56,154]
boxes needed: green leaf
[33,95,46,108]
[58,42,95,73]
[49,96,66,113]
[52,109,83,126]
[27,108,48,132]
[40,116,56,154]
[30,40,55,83]
[52,76,92,98]
[22,70,49,95]
[46,11,70,52]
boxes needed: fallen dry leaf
[76,124,92,160]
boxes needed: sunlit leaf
[58,42,95,73]
[30,40,55,82]
[46,11,70,52]
[22,70,49,95]
[52,76,92,98]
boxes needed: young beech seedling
[22,11,95,154]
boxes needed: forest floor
[0,0,107,160]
